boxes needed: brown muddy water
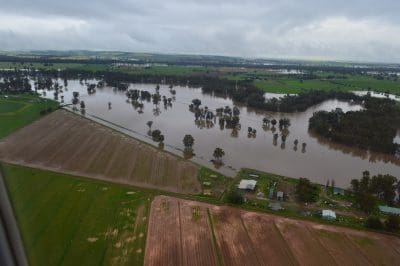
[36,80,400,188]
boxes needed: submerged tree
[183,134,195,160]
[213,147,225,163]
[147,121,153,130]
[192,99,202,108]
[183,134,195,148]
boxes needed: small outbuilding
[256,192,264,198]
[238,179,257,190]
[333,187,345,196]
[379,206,400,216]
[268,202,283,211]
[277,191,284,201]
[322,210,336,220]
[268,188,274,199]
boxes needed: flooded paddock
[36,79,400,188]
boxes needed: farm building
[256,192,264,198]
[277,191,284,201]
[268,202,283,211]
[268,189,274,199]
[333,187,345,196]
[238,179,257,190]
[378,206,400,215]
[322,210,336,220]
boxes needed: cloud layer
[0,0,399,62]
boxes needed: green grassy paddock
[2,163,150,266]
[0,94,58,139]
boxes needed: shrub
[385,215,400,231]
[226,190,244,205]
[295,178,319,203]
[365,216,383,230]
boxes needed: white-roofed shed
[238,179,257,190]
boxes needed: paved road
[0,167,28,266]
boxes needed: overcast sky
[0,0,399,63]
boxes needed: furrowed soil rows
[0,110,201,194]
[274,219,336,266]
[144,196,182,266]
[180,200,217,266]
[311,228,371,265]
[212,208,260,266]
[346,232,400,265]
[240,212,298,266]
[145,196,400,266]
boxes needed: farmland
[0,109,201,194]
[252,76,400,95]
[1,163,151,266]
[0,94,58,138]
[145,195,400,266]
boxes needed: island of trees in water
[309,96,400,155]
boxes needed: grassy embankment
[0,94,58,138]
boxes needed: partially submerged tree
[213,147,225,162]
[183,134,195,148]
[151,129,164,143]
[147,121,153,130]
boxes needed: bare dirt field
[0,110,201,194]
[145,195,400,266]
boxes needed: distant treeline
[0,69,367,113]
[1,54,400,73]
[309,96,400,155]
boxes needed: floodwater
[36,80,400,188]
[352,91,400,101]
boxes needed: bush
[365,216,383,230]
[226,190,244,205]
[385,215,400,231]
[295,178,319,203]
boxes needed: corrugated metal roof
[322,209,336,219]
[379,205,400,215]
[238,179,257,190]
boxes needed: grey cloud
[0,0,399,62]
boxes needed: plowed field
[0,110,200,194]
[145,196,400,266]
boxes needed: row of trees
[0,75,32,93]
[350,171,398,213]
